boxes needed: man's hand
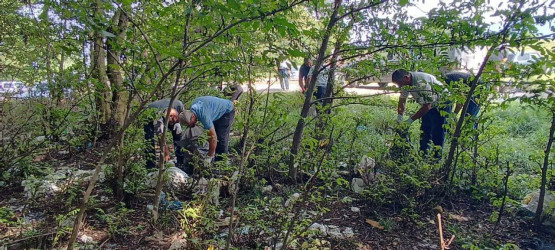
[396,114,404,123]
[173,123,182,135]
[164,145,171,162]
[397,117,414,131]
[402,117,414,128]
[165,153,171,162]
[155,118,164,134]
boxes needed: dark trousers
[144,122,184,169]
[213,110,235,161]
[466,99,480,129]
[420,104,452,156]
[314,86,326,104]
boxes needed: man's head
[304,57,313,66]
[392,69,411,87]
[179,110,197,127]
[168,108,179,125]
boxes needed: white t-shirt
[400,72,445,106]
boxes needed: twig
[437,213,444,250]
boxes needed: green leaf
[100,30,116,38]
[228,0,240,10]
[399,0,409,6]
[287,49,305,58]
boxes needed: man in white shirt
[392,69,452,156]
[278,60,292,90]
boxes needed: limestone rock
[351,178,365,194]
[78,234,97,245]
[284,193,301,207]
[22,179,60,198]
[147,166,191,189]
[327,226,343,239]
[343,227,355,238]
[356,155,376,185]
[262,185,273,193]
[308,223,328,236]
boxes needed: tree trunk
[323,40,342,112]
[91,0,111,126]
[289,0,342,181]
[535,110,555,231]
[107,9,130,134]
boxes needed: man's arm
[207,126,217,157]
[410,103,432,120]
[303,76,312,93]
[397,97,407,115]
[298,74,305,92]
[164,145,171,162]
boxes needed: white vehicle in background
[506,51,542,66]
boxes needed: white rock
[351,207,360,213]
[262,185,273,193]
[22,179,61,198]
[308,223,328,236]
[169,238,187,250]
[522,190,555,226]
[523,191,555,215]
[356,155,376,185]
[342,196,353,203]
[71,168,106,183]
[147,167,190,189]
[78,234,96,244]
[208,178,220,206]
[284,193,301,207]
[33,136,46,142]
[197,177,208,194]
[351,178,365,194]
[328,226,343,239]
[343,227,355,238]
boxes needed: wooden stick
[437,213,444,250]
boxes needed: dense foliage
[1,0,554,249]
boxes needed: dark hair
[392,69,410,83]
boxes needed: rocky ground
[1,144,554,250]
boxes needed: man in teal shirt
[179,96,235,171]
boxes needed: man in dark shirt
[298,58,313,93]
[443,70,481,128]
[144,99,185,169]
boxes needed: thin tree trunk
[67,60,183,249]
[107,9,130,130]
[442,1,524,183]
[535,110,555,231]
[494,162,511,231]
[226,51,255,249]
[91,0,111,126]
[152,59,183,222]
[289,0,342,181]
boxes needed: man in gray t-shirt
[144,99,185,169]
[392,69,452,156]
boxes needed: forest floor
[1,143,554,250]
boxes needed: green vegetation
[1,0,554,249]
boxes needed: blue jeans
[466,99,480,129]
[420,103,452,157]
[213,110,235,161]
[278,69,289,90]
